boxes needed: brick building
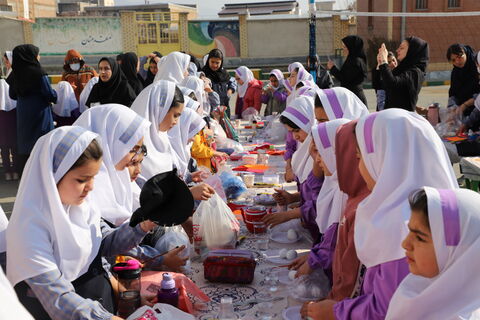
[357,0,480,71]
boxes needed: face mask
[70,63,80,71]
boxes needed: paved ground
[0,85,452,218]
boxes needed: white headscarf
[287,63,314,105]
[168,108,205,177]
[154,51,190,84]
[0,268,34,319]
[52,81,79,117]
[316,87,369,120]
[74,104,150,226]
[7,126,102,286]
[181,76,205,112]
[0,206,7,253]
[184,95,201,112]
[282,96,316,183]
[235,66,254,98]
[355,109,458,268]
[79,76,98,113]
[0,79,16,111]
[131,80,178,178]
[312,119,349,233]
[269,69,285,90]
[387,187,480,320]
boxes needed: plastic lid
[161,273,176,290]
[113,260,141,279]
[221,297,233,304]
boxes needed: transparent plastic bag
[265,114,288,143]
[155,226,191,259]
[436,106,462,137]
[193,193,240,250]
[203,174,227,202]
[289,268,331,302]
[241,107,260,121]
[215,135,245,153]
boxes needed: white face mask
[70,63,80,71]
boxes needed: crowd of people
[0,33,480,320]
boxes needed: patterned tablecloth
[185,124,311,319]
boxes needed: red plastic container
[242,206,268,233]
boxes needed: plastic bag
[219,170,247,200]
[203,174,227,202]
[265,114,288,143]
[435,106,462,137]
[155,226,191,259]
[241,107,260,121]
[215,135,245,153]
[193,193,240,250]
[289,268,331,302]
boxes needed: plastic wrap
[219,171,247,200]
[288,268,331,302]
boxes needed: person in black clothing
[377,37,429,111]
[327,35,368,106]
[119,52,144,95]
[372,52,397,111]
[201,49,236,118]
[446,44,480,116]
[306,54,333,89]
[86,57,137,108]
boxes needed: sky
[114,0,355,19]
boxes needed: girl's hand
[163,245,188,272]
[273,188,293,205]
[262,211,292,228]
[295,260,313,278]
[288,254,309,270]
[139,220,157,233]
[284,166,295,183]
[300,300,336,320]
[190,183,215,200]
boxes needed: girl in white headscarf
[290,119,350,278]
[74,104,151,226]
[181,75,206,113]
[262,69,288,116]
[314,86,369,123]
[264,97,324,240]
[0,51,18,181]
[131,80,215,201]
[153,51,190,84]
[78,76,98,113]
[386,187,480,320]
[168,107,205,178]
[301,109,458,320]
[6,125,158,320]
[52,81,80,126]
[286,62,314,105]
[234,66,263,118]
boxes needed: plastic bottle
[216,297,237,320]
[157,273,179,308]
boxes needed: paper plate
[282,305,301,320]
[264,249,296,265]
[269,231,301,244]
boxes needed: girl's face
[450,50,467,68]
[235,74,244,85]
[159,103,184,132]
[388,55,398,69]
[149,61,158,75]
[57,159,102,206]
[98,60,112,82]
[128,154,144,182]
[209,57,222,71]
[285,124,308,143]
[115,138,144,171]
[314,107,329,123]
[311,140,332,176]
[356,146,376,190]
[396,40,409,62]
[402,210,439,278]
[342,42,349,56]
[269,75,279,88]
[289,70,298,87]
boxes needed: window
[415,0,427,9]
[138,24,147,44]
[448,0,460,8]
[147,23,157,44]
[368,0,373,29]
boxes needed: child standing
[234,66,263,119]
[262,69,287,116]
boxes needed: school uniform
[332,109,458,319]
[307,120,350,271]
[328,120,371,301]
[234,66,263,118]
[5,126,153,319]
[262,69,288,116]
[131,80,180,178]
[154,51,190,84]
[51,81,81,127]
[387,188,480,320]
